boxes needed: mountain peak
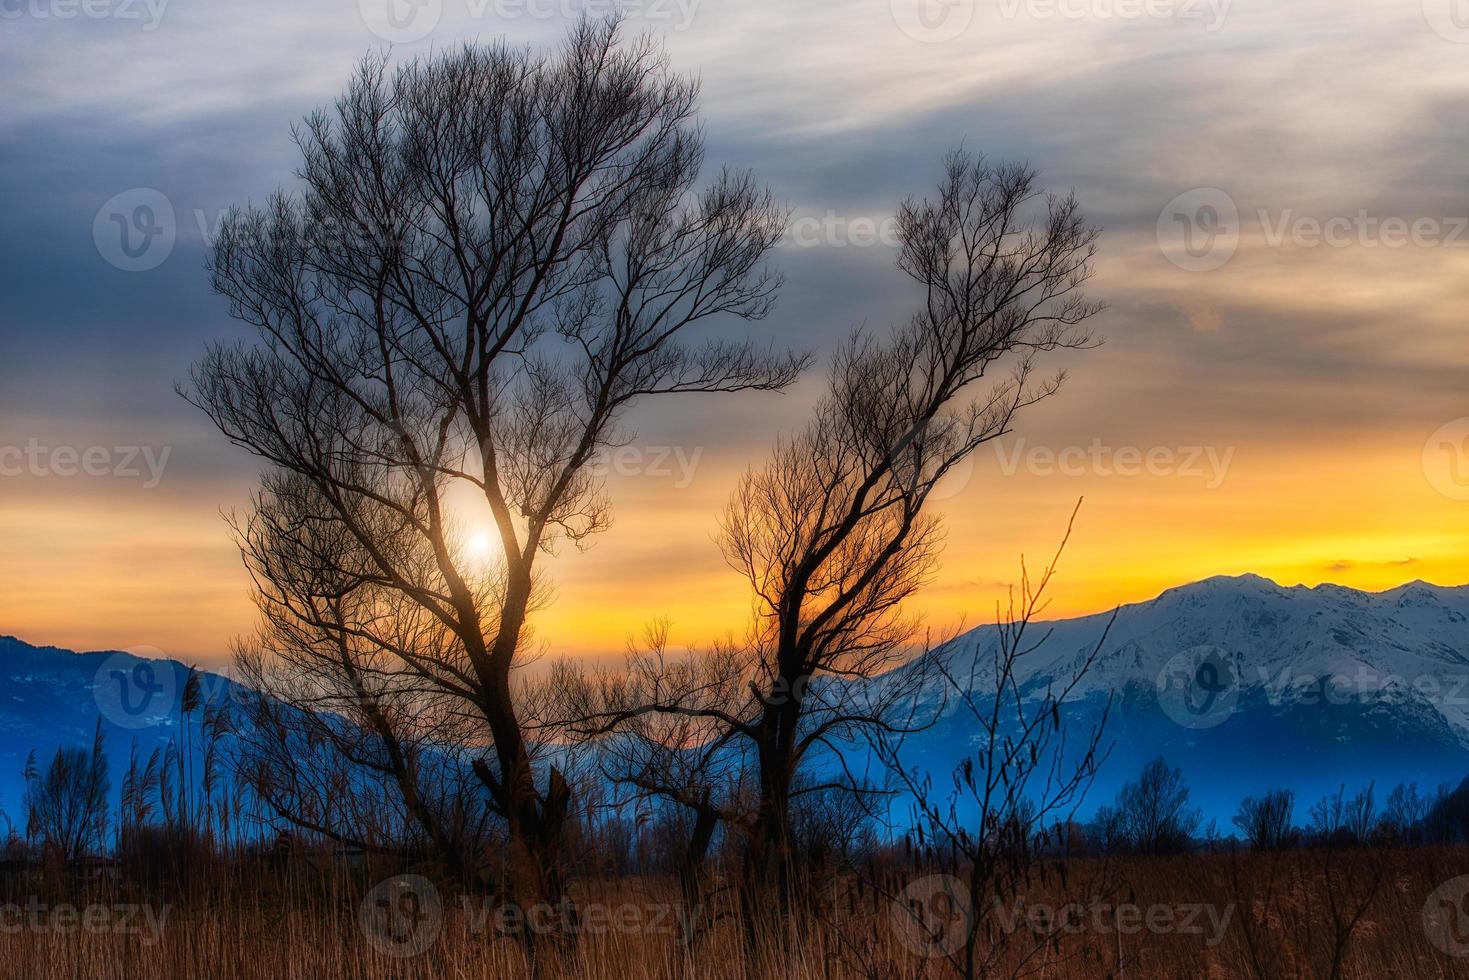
[1193,572,1284,590]
[1151,573,1289,605]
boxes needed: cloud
[1325,558,1421,574]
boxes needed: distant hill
[0,636,243,829]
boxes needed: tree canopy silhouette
[184,18,804,908]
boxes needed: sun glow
[465,530,495,564]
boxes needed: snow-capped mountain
[888,574,1469,823]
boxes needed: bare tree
[25,720,111,863]
[1307,784,1350,842]
[1232,788,1294,851]
[724,151,1100,903]
[1110,756,1200,855]
[1383,781,1426,843]
[1343,783,1378,843]
[560,623,756,938]
[1304,782,1379,846]
[185,19,803,911]
[1423,779,1469,842]
[580,151,1102,912]
[1228,807,1388,980]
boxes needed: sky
[2,0,1468,666]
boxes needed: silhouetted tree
[1232,788,1294,851]
[1307,784,1349,842]
[1383,781,1426,843]
[559,622,756,936]
[185,18,802,914]
[582,151,1102,920]
[1111,756,1199,854]
[1343,783,1377,843]
[1423,779,1469,842]
[25,720,111,863]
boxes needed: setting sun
[466,530,495,564]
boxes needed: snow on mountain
[882,575,1469,823]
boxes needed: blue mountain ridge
[4,573,1468,832]
[0,636,247,831]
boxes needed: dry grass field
[7,846,1469,979]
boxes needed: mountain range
[889,573,1469,824]
[3,573,1467,831]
